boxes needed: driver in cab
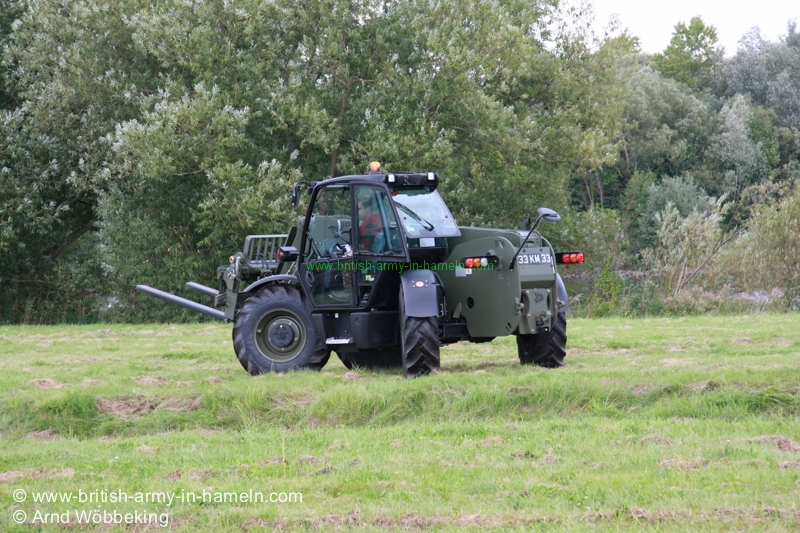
[357,196,383,252]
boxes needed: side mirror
[537,207,561,222]
[290,185,302,208]
[509,207,561,270]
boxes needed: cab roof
[315,171,439,192]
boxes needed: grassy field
[1,315,800,531]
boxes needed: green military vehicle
[137,164,583,377]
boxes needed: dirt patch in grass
[157,397,202,412]
[96,396,154,417]
[205,376,223,384]
[511,451,536,459]
[242,518,286,531]
[0,470,35,483]
[28,378,63,389]
[780,461,800,469]
[481,436,507,446]
[30,429,59,440]
[163,470,182,481]
[640,434,673,446]
[259,457,288,466]
[691,380,722,392]
[188,470,214,480]
[0,469,74,483]
[751,435,800,452]
[311,512,364,529]
[137,445,158,456]
[659,358,690,367]
[542,452,558,465]
[134,376,166,386]
[660,457,707,470]
[628,507,680,523]
[95,395,201,418]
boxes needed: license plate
[517,253,552,265]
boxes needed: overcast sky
[591,0,798,56]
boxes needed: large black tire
[399,284,440,378]
[517,311,567,368]
[337,350,402,370]
[232,285,330,375]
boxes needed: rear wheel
[399,284,440,378]
[232,285,330,375]
[517,311,567,368]
[337,350,402,370]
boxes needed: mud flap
[399,270,441,318]
[556,273,569,313]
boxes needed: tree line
[0,0,798,323]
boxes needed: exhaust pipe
[136,285,227,321]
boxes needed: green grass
[1,315,800,531]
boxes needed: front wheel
[232,285,330,375]
[517,311,567,368]
[399,284,440,378]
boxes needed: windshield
[392,190,460,238]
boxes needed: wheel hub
[263,317,301,353]
[269,321,295,348]
[254,310,306,364]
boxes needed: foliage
[652,16,722,90]
[640,195,729,299]
[552,207,627,316]
[638,174,710,249]
[2,1,800,321]
[719,22,800,130]
[0,0,633,322]
[618,69,712,181]
[727,185,800,308]
[701,94,768,198]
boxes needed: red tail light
[556,252,584,264]
[462,256,500,268]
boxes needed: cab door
[298,185,355,307]
[298,182,409,310]
[351,183,410,307]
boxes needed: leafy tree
[719,23,800,129]
[617,68,712,181]
[730,184,800,307]
[641,195,728,299]
[639,174,710,249]
[0,0,158,322]
[701,94,767,198]
[0,0,21,109]
[1,0,634,322]
[652,16,722,90]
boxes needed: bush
[722,183,800,308]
